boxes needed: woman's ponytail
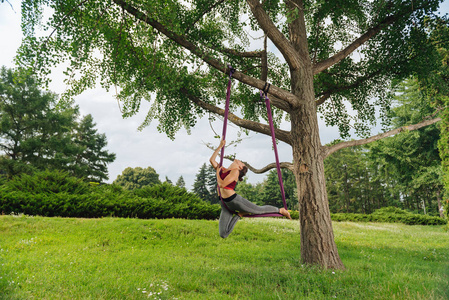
[238,166,248,181]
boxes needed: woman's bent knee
[220,230,230,238]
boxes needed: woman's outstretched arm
[209,139,226,170]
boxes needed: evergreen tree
[0,67,73,176]
[165,176,173,185]
[324,78,445,216]
[175,176,185,189]
[193,163,215,204]
[205,164,218,198]
[0,67,115,180]
[368,78,443,215]
[260,169,297,210]
[72,114,116,182]
[418,17,449,218]
[325,145,382,214]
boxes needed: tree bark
[287,0,345,269]
[290,101,345,269]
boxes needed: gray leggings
[219,194,279,238]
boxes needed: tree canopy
[16,0,444,138]
[113,166,161,190]
[193,163,217,204]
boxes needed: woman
[210,140,291,238]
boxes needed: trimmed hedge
[288,207,446,225]
[0,170,220,220]
[1,171,445,225]
[132,184,220,219]
[330,206,447,225]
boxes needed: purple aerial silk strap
[243,91,287,218]
[218,67,237,215]
[219,66,234,167]
[218,71,287,218]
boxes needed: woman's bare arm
[209,140,226,170]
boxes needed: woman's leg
[227,194,280,215]
[218,203,241,238]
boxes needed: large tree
[16,0,446,269]
[0,66,74,175]
[0,66,115,181]
[71,114,117,182]
[193,162,217,203]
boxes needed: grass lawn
[0,215,448,299]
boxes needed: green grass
[0,216,448,299]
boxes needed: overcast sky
[1,1,448,190]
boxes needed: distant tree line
[325,77,444,217]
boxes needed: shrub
[134,183,220,219]
[371,206,410,216]
[331,206,446,225]
[331,213,373,222]
[289,210,299,220]
[0,171,220,220]
[3,169,90,195]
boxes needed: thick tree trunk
[290,100,345,269]
[286,0,344,270]
[289,67,345,269]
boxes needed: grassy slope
[0,216,448,299]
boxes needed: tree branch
[315,93,330,106]
[186,0,227,33]
[113,0,303,109]
[312,3,426,75]
[261,34,268,81]
[211,150,294,173]
[314,47,427,107]
[315,69,383,106]
[246,0,302,70]
[322,117,442,158]
[181,87,292,145]
[221,48,265,58]
[241,160,294,173]
[2,0,15,12]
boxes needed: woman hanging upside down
[209,140,292,238]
